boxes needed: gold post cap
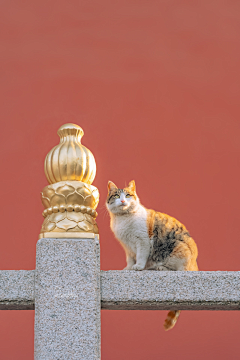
[44,123,96,185]
[40,124,99,237]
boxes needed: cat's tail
[164,310,181,331]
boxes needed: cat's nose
[121,200,125,203]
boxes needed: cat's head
[106,180,140,215]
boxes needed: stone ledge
[1,270,240,310]
[101,271,240,310]
[0,270,35,310]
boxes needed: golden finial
[44,123,96,185]
[39,124,99,239]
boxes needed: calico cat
[106,180,198,331]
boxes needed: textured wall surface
[34,238,100,360]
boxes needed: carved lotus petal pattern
[44,220,56,232]
[41,217,49,230]
[41,194,50,208]
[69,225,84,232]
[41,181,99,210]
[50,194,66,207]
[45,187,55,199]
[56,218,78,230]
[92,188,99,203]
[83,195,94,207]
[77,186,91,199]
[49,212,66,223]
[67,211,85,222]
[84,214,96,225]
[40,180,99,235]
[66,192,84,206]
[56,184,75,197]
[78,221,93,232]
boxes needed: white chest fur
[110,206,149,254]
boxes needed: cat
[106,180,198,331]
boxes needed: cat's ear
[128,180,136,192]
[108,181,117,192]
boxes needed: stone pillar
[34,235,101,360]
[35,123,101,358]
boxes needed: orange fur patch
[146,209,155,238]
[164,310,181,331]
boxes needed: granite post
[34,236,101,360]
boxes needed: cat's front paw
[132,264,145,271]
[123,266,133,270]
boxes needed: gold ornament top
[44,123,96,185]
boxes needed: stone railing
[0,244,240,360]
[1,268,240,312]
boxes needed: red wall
[1,1,240,359]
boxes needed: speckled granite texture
[101,270,240,310]
[0,270,34,310]
[34,238,100,360]
[1,270,240,312]
[1,262,240,359]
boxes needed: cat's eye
[114,194,120,198]
[126,194,131,198]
